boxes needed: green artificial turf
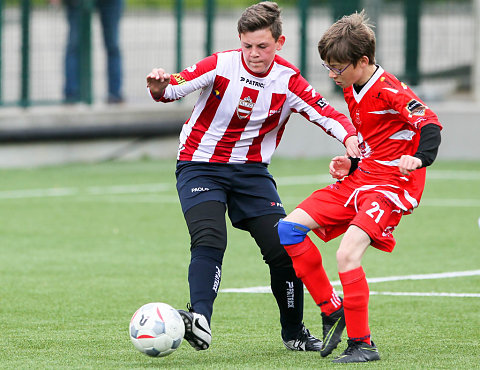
[0,158,478,368]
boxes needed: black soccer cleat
[320,306,346,357]
[283,325,323,351]
[177,305,212,351]
[332,339,380,363]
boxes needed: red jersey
[343,66,442,211]
[156,49,356,164]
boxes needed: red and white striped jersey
[343,65,442,211]
[155,49,355,164]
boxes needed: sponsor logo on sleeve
[172,73,186,85]
[316,97,329,108]
[406,99,426,117]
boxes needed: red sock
[284,236,341,315]
[339,266,371,344]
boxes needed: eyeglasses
[322,62,352,76]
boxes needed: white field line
[86,183,170,195]
[220,270,480,298]
[0,183,171,199]
[0,187,79,198]
[369,291,480,298]
[0,169,478,201]
[356,269,480,284]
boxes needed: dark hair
[237,1,282,41]
[318,10,376,66]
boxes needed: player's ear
[360,56,370,67]
[276,35,286,51]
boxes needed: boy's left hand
[329,156,351,179]
[398,155,422,175]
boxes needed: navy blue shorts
[175,161,285,226]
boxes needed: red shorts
[297,177,405,253]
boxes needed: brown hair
[237,1,282,41]
[318,10,376,66]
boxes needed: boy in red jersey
[278,11,442,363]
[146,2,359,352]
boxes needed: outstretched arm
[146,68,171,100]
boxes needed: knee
[277,219,310,246]
[336,247,361,272]
[262,245,293,270]
[242,214,294,269]
[189,220,227,251]
[185,202,227,251]
[337,226,371,271]
[278,220,323,279]
[336,248,349,267]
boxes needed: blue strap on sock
[277,219,311,245]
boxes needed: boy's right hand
[146,68,171,99]
[344,135,361,158]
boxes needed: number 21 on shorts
[365,201,384,223]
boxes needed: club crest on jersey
[237,96,255,119]
[355,108,362,125]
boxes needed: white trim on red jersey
[156,49,355,164]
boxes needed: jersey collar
[352,65,384,103]
[241,53,275,78]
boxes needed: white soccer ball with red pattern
[129,302,185,357]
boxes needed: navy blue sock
[188,246,224,324]
[270,266,305,340]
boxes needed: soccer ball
[129,302,185,357]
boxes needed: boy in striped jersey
[147,2,359,352]
[278,11,442,363]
